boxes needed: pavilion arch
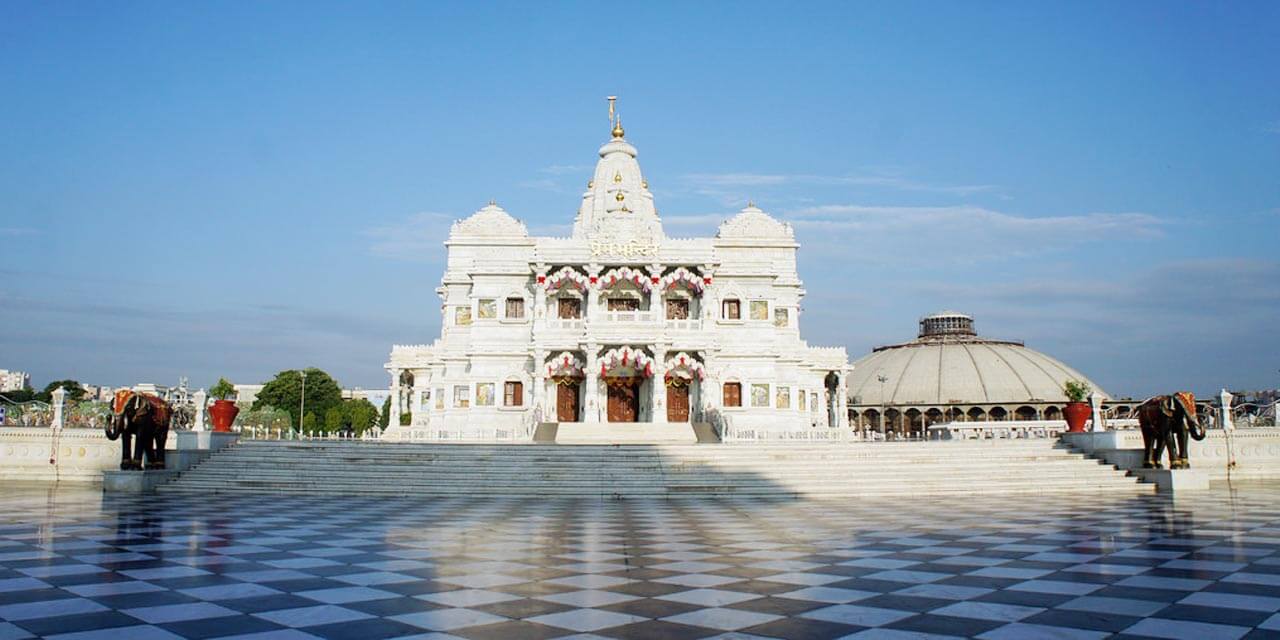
[1015,405,1038,421]
[967,407,987,421]
[925,408,944,428]
[885,408,902,434]
[1044,405,1062,420]
[862,408,881,430]
[989,406,1009,421]
[944,407,964,422]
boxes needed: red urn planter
[208,399,239,433]
[1063,402,1091,433]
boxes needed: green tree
[348,399,378,435]
[38,380,86,403]
[1,388,38,403]
[399,411,412,426]
[324,406,345,433]
[253,368,343,431]
[379,396,391,429]
[302,412,318,431]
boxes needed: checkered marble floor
[2,485,1280,639]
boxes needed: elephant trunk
[1188,413,1206,441]
[104,417,120,441]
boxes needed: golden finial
[587,180,594,188]
[641,179,648,189]
[489,199,497,206]
[615,191,625,202]
[747,199,755,208]
[613,171,622,183]
[608,96,624,138]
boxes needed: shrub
[1063,380,1091,403]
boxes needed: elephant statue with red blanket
[105,390,172,470]
[1137,391,1205,469]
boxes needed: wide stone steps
[160,439,1151,498]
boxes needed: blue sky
[2,1,1277,398]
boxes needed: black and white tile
[0,484,1278,639]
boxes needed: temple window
[723,299,741,320]
[435,388,444,410]
[774,307,789,328]
[455,306,472,326]
[558,298,582,319]
[776,386,791,409]
[666,298,689,320]
[723,382,742,407]
[504,381,523,407]
[453,385,469,408]
[505,297,525,319]
[475,383,495,407]
[751,384,770,408]
[476,299,497,320]
[750,300,769,321]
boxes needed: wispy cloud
[0,227,38,237]
[363,212,452,262]
[779,203,1166,267]
[1264,121,1280,134]
[682,171,1001,196]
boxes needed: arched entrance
[605,377,641,422]
[663,352,706,423]
[555,376,582,422]
[599,346,654,424]
[545,352,585,423]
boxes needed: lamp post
[877,374,888,438]
[298,369,308,436]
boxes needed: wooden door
[556,380,579,422]
[607,379,639,423]
[667,381,690,422]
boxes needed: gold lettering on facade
[590,239,660,258]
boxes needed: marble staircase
[159,439,1151,498]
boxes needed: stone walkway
[1,484,1279,639]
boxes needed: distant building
[234,384,264,409]
[0,370,31,393]
[845,312,1116,437]
[344,388,391,408]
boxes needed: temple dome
[450,202,528,238]
[847,312,1108,406]
[716,204,794,240]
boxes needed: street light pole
[299,370,308,436]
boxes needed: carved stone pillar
[1089,390,1105,432]
[388,369,402,426]
[586,264,602,324]
[534,263,549,323]
[836,372,848,429]
[533,349,547,420]
[700,264,717,321]
[651,344,667,422]
[1220,389,1234,431]
[192,389,207,432]
[649,264,663,324]
[50,386,66,430]
[584,344,600,423]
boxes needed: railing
[601,310,654,322]
[235,426,380,441]
[545,319,584,330]
[928,420,1067,440]
[666,319,702,330]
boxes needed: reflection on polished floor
[1,484,1279,639]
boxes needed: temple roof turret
[571,98,663,243]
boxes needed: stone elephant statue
[105,391,172,470]
[1137,391,1205,469]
